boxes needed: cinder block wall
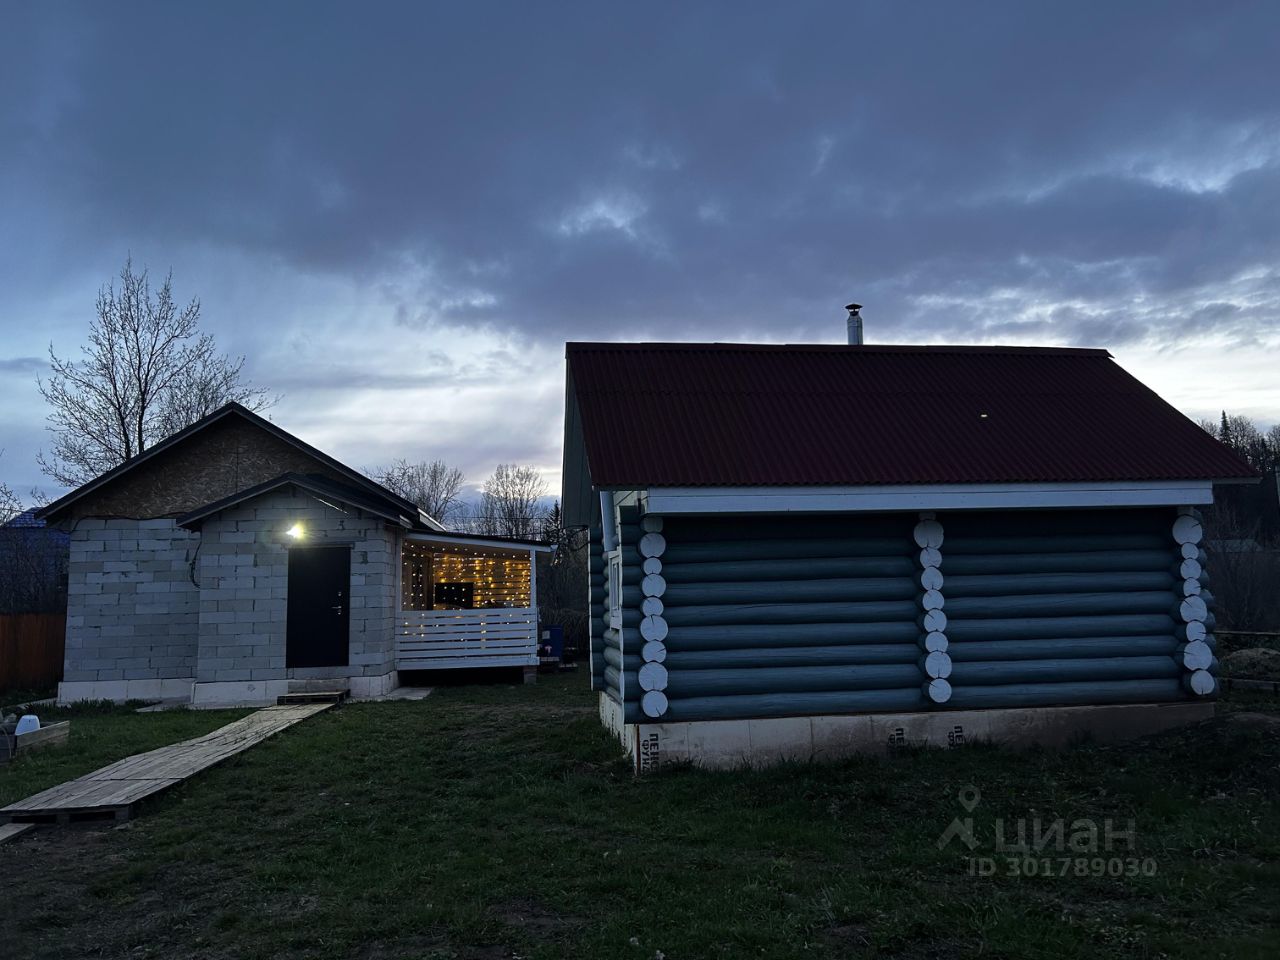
[195,488,398,690]
[61,518,199,699]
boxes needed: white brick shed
[39,403,549,706]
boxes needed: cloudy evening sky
[2,2,1278,501]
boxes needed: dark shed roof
[566,342,1258,488]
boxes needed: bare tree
[37,258,273,487]
[1202,498,1280,630]
[1199,411,1279,474]
[0,476,21,526]
[374,458,466,523]
[475,463,548,539]
[535,500,590,656]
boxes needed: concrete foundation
[58,677,196,705]
[601,693,1216,773]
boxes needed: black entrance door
[286,546,351,668]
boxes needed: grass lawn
[2,678,1278,960]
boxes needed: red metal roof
[566,342,1258,487]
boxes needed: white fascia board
[418,509,446,531]
[405,532,552,552]
[645,481,1215,514]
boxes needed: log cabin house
[561,339,1258,770]
[37,403,549,706]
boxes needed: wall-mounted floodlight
[286,523,305,540]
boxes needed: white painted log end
[1182,578,1201,598]
[641,573,667,598]
[643,557,663,575]
[918,547,943,569]
[1181,620,1207,643]
[639,532,667,558]
[1178,558,1202,580]
[1187,669,1216,696]
[641,640,667,663]
[921,589,945,611]
[1179,640,1213,670]
[913,519,945,549]
[1179,595,1208,624]
[1172,515,1203,546]
[920,567,944,591]
[641,515,664,533]
[641,596,664,617]
[1180,542,1199,560]
[922,631,949,652]
[639,615,669,643]
[926,678,952,703]
[638,661,669,692]
[922,651,953,679]
[922,608,948,633]
[642,690,669,718]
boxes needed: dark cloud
[1,2,1277,492]
[0,357,45,375]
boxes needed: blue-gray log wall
[940,509,1209,710]
[588,520,604,690]
[604,506,1212,724]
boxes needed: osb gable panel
[67,416,358,522]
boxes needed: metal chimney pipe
[845,302,864,345]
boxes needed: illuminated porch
[396,533,548,670]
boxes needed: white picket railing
[395,607,539,670]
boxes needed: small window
[434,581,475,609]
[607,550,623,629]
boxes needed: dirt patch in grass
[490,896,586,939]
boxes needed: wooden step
[276,689,348,706]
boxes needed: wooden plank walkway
[1,703,331,824]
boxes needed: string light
[400,540,531,614]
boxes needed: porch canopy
[397,531,551,670]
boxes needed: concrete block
[685,720,752,769]
[811,715,877,761]
[747,717,814,763]
[191,679,288,708]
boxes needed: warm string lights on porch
[401,540,531,613]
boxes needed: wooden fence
[0,613,66,693]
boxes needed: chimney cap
[845,302,862,313]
